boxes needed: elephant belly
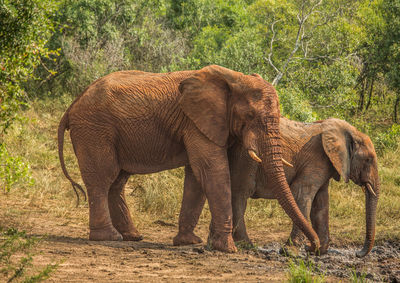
[116,122,189,174]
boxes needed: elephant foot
[89,225,123,241]
[233,233,252,245]
[233,234,254,250]
[318,242,329,255]
[208,232,237,253]
[173,231,203,246]
[122,231,143,241]
[305,240,321,255]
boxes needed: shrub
[373,124,400,154]
[0,228,58,282]
[0,144,34,193]
[279,87,317,123]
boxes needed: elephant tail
[58,111,87,206]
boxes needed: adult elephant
[58,65,319,252]
[226,117,379,257]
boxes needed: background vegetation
[1,0,399,252]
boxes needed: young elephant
[229,118,379,257]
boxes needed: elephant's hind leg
[108,171,143,241]
[72,130,122,241]
[287,181,315,247]
[231,194,251,245]
[173,165,205,246]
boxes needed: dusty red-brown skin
[225,117,379,257]
[58,65,320,252]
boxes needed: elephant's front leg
[310,181,330,254]
[173,165,206,246]
[203,165,237,253]
[184,135,237,253]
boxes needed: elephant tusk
[366,183,376,197]
[282,158,293,167]
[248,149,262,163]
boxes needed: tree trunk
[394,96,400,123]
[358,78,366,111]
[365,78,374,110]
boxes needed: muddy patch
[258,241,400,282]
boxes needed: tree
[356,0,400,122]
[267,0,323,86]
[0,0,59,135]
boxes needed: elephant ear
[321,118,355,183]
[178,66,231,147]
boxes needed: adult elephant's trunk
[258,117,320,251]
[356,183,379,257]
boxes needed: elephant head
[178,65,320,250]
[322,118,380,257]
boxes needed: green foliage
[0,0,59,134]
[0,228,58,282]
[286,259,325,283]
[33,0,188,96]
[279,87,316,122]
[373,124,400,154]
[0,144,34,192]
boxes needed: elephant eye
[246,111,255,121]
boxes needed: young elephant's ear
[321,118,355,183]
[178,65,231,147]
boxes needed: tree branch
[272,0,323,86]
[266,19,282,76]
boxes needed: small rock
[366,273,374,280]
[193,247,204,254]
[153,220,176,227]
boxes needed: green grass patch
[349,268,369,283]
[286,258,325,283]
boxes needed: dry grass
[1,96,399,246]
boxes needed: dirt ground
[0,197,399,282]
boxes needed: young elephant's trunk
[258,117,320,251]
[356,183,379,257]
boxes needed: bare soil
[0,196,399,282]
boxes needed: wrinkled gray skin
[230,118,380,257]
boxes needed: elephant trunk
[356,183,379,258]
[258,117,320,251]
